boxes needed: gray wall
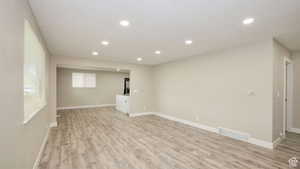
[0,0,50,169]
[293,53,300,129]
[49,57,155,124]
[153,40,274,142]
[57,68,129,107]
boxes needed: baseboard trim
[57,104,116,110]
[155,113,218,133]
[272,136,283,149]
[32,127,50,169]
[49,122,57,128]
[130,112,274,149]
[248,138,273,149]
[289,128,300,134]
[129,112,154,117]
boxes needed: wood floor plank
[38,107,300,169]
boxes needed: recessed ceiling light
[155,50,161,55]
[243,17,255,25]
[101,41,109,46]
[120,20,130,27]
[116,68,121,72]
[92,51,99,56]
[137,57,143,61]
[185,40,193,45]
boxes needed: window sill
[23,104,47,125]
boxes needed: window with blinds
[72,73,96,88]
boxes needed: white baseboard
[130,112,274,149]
[289,128,300,134]
[129,112,154,117]
[57,104,116,110]
[32,127,50,169]
[272,136,283,149]
[248,138,273,149]
[49,122,57,128]
[155,113,218,133]
[288,128,300,134]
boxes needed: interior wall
[0,0,50,169]
[293,52,300,129]
[0,1,21,168]
[272,40,291,141]
[49,57,155,124]
[57,68,129,107]
[153,40,274,142]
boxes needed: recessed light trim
[243,17,255,25]
[101,41,109,46]
[137,57,143,61]
[185,40,193,45]
[120,20,130,27]
[92,51,99,56]
[155,50,161,55]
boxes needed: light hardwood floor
[38,107,300,169]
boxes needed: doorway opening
[55,65,131,115]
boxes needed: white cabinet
[116,95,129,113]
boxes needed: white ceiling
[29,0,300,65]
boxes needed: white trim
[130,112,274,149]
[248,138,274,149]
[32,127,50,169]
[286,62,294,132]
[217,127,250,141]
[283,57,293,136]
[23,104,47,124]
[49,122,57,128]
[129,112,154,117]
[155,113,218,133]
[289,128,300,134]
[57,104,116,110]
[272,137,283,149]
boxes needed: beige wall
[293,53,300,129]
[57,68,129,107]
[272,40,291,140]
[153,40,274,142]
[0,0,50,169]
[50,57,155,124]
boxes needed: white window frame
[23,19,47,124]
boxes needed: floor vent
[218,127,250,141]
